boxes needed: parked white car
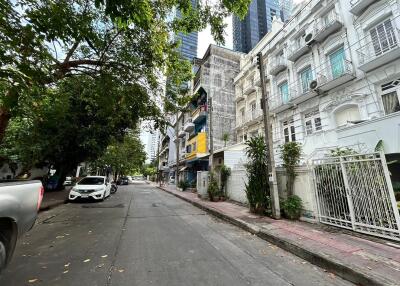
[69,176,111,201]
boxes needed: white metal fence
[313,152,400,241]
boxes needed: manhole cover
[81,204,125,208]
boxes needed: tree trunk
[0,106,11,145]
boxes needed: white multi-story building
[234,20,284,142]
[236,0,400,168]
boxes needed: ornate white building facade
[236,0,400,167]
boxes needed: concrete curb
[157,186,392,286]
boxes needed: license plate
[81,194,89,198]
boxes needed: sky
[197,16,233,57]
[197,0,306,57]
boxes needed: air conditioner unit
[309,80,319,91]
[305,33,315,46]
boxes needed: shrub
[178,180,190,191]
[219,165,231,197]
[244,136,270,214]
[281,195,303,220]
[280,142,302,196]
[207,172,219,201]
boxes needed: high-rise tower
[233,0,292,53]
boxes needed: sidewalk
[40,188,70,211]
[156,183,400,286]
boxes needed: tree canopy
[0,0,251,180]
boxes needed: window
[283,118,296,143]
[250,101,256,119]
[304,110,322,135]
[370,19,397,56]
[381,91,400,114]
[335,105,361,127]
[192,142,197,152]
[329,47,345,79]
[300,67,313,93]
[240,108,245,123]
[214,74,222,87]
[270,9,277,21]
[279,81,290,104]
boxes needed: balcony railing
[315,59,355,91]
[287,38,311,62]
[235,88,244,101]
[350,0,376,16]
[357,23,400,72]
[243,80,256,95]
[184,119,194,132]
[314,11,343,42]
[178,127,186,138]
[193,68,201,91]
[269,56,287,76]
[192,105,207,123]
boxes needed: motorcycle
[110,181,118,194]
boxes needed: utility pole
[156,131,161,187]
[208,97,213,172]
[175,112,179,184]
[257,52,281,219]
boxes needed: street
[0,183,353,286]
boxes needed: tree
[245,136,270,214]
[0,74,155,187]
[0,0,252,143]
[222,132,230,147]
[280,142,302,196]
[95,131,146,179]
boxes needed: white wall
[196,171,209,198]
[226,169,248,204]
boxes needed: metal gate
[313,152,400,241]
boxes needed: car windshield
[78,177,104,185]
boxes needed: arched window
[334,105,361,127]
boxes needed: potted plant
[281,195,303,220]
[207,172,219,201]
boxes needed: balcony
[192,105,207,123]
[184,119,194,132]
[269,89,296,113]
[316,60,355,92]
[193,68,201,92]
[314,11,343,43]
[349,0,376,16]
[269,57,287,76]
[235,90,244,102]
[178,127,186,138]
[244,109,263,126]
[357,27,400,73]
[287,39,311,62]
[185,132,207,160]
[243,80,256,95]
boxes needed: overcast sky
[197,16,233,57]
[197,0,306,57]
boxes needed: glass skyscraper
[174,0,198,61]
[233,0,292,53]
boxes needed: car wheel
[0,233,8,273]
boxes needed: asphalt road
[0,183,354,286]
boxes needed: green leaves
[245,136,270,214]
[280,142,302,196]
